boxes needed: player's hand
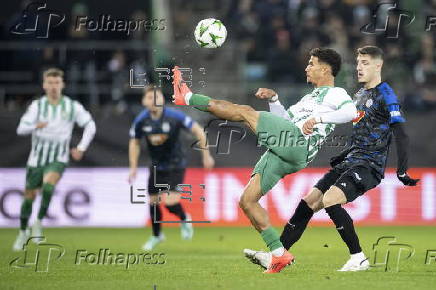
[397,172,420,186]
[202,153,215,170]
[302,117,317,135]
[70,148,84,161]
[36,122,48,129]
[255,88,277,100]
[128,168,137,184]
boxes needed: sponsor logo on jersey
[366,99,373,108]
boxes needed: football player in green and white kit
[13,68,96,251]
[173,48,357,273]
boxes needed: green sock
[20,198,34,230]
[188,94,211,112]
[37,183,55,220]
[261,227,284,252]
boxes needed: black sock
[165,203,186,221]
[325,205,362,254]
[280,199,314,250]
[150,204,162,237]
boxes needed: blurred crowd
[1,0,435,112]
[226,0,436,111]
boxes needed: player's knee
[149,195,160,205]
[322,191,343,208]
[24,189,37,200]
[239,194,254,211]
[303,189,323,211]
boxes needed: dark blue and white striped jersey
[343,82,405,178]
[130,107,194,170]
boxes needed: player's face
[356,54,382,84]
[43,76,64,99]
[142,90,164,113]
[305,56,328,85]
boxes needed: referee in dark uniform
[129,85,214,250]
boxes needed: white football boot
[338,253,370,272]
[12,229,30,251]
[181,214,194,240]
[243,249,272,269]
[142,234,166,251]
[31,219,44,244]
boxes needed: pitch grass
[1,226,436,290]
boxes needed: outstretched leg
[172,66,259,132]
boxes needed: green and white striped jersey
[287,86,353,162]
[17,95,93,167]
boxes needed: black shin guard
[325,204,362,254]
[149,204,162,237]
[165,203,186,221]
[280,199,314,250]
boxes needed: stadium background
[0,0,435,228]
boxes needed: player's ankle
[350,252,365,260]
[185,92,193,105]
[271,247,285,257]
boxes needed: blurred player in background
[13,68,96,251]
[245,46,420,271]
[173,48,358,273]
[129,86,214,250]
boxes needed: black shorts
[314,164,381,202]
[148,168,186,195]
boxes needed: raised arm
[255,88,291,120]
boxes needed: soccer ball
[194,18,227,48]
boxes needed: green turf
[1,226,436,290]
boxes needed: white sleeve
[268,98,292,121]
[315,88,357,124]
[17,100,38,135]
[74,101,96,151]
[76,120,96,151]
[74,101,93,127]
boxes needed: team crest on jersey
[366,99,373,108]
[162,122,170,133]
[352,110,365,125]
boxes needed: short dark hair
[143,85,163,96]
[309,47,342,77]
[357,46,384,59]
